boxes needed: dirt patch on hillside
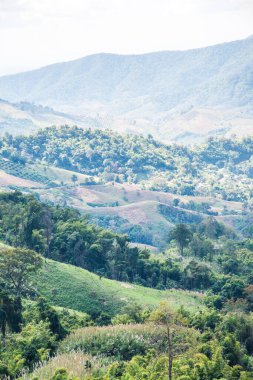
[117,204,149,224]
[120,283,134,289]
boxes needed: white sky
[0,0,253,76]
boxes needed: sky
[0,0,253,76]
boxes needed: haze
[0,0,253,76]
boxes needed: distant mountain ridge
[0,98,103,136]
[0,36,252,142]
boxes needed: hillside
[0,127,251,247]
[1,126,252,202]
[0,36,252,142]
[1,188,253,379]
[0,98,93,136]
[36,259,204,315]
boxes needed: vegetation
[25,305,253,380]
[0,127,252,202]
[0,127,252,379]
[0,156,55,186]
[0,191,222,291]
[35,259,203,315]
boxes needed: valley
[0,27,252,379]
[0,126,251,249]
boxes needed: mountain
[0,98,104,136]
[0,36,252,142]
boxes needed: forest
[0,126,252,202]
[0,189,253,379]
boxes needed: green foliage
[1,320,56,377]
[50,368,69,380]
[159,204,202,225]
[169,224,192,255]
[0,247,42,297]
[1,127,252,202]
[59,324,167,360]
[24,307,253,380]
[35,259,204,317]
[0,192,216,291]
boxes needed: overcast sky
[0,0,252,76]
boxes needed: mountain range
[0,35,252,142]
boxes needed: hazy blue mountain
[0,36,252,142]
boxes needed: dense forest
[0,126,252,202]
[1,190,253,378]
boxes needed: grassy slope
[0,241,9,249]
[32,164,99,185]
[35,259,204,315]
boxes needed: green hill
[0,128,251,248]
[35,259,204,316]
[1,126,252,202]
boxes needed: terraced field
[0,157,54,186]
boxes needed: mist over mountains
[0,35,252,142]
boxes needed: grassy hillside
[35,259,204,315]
[0,240,204,314]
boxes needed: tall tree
[0,248,42,336]
[150,302,196,380]
[170,224,192,256]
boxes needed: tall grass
[59,324,167,360]
[23,323,197,379]
[21,352,105,380]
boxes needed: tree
[222,334,243,366]
[189,233,215,261]
[23,200,45,248]
[71,174,78,186]
[170,224,192,256]
[0,291,22,336]
[0,248,42,336]
[37,297,66,339]
[150,302,196,380]
[0,303,6,339]
[0,248,42,298]
[184,260,214,290]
